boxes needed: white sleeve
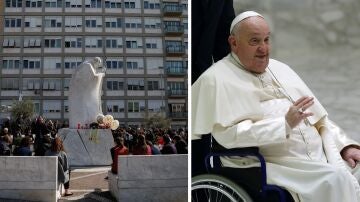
[212,117,288,149]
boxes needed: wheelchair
[192,134,295,202]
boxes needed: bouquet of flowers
[96,114,119,130]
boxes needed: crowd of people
[0,116,188,178]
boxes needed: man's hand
[285,96,314,129]
[341,146,360,168]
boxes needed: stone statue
[68,57,105,129]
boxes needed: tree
[144,112,171,129]
[10,99,34,134]
[10,99,34,120]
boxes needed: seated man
[192,11,360,202]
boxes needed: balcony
[168,89,187,97]
[163,4,182,16]
[169,112,188,119]
[166,67,186,76]
[165,45,185,56]
[164,25,184,35]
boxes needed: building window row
[2,36,166,50]
[5,0,164,10]
[2,57,165,70]
[143,1,160,9]
[1,78,168,92]
[3,16,168,31]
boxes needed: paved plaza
[58,167,115,202]
[0,167,116,202]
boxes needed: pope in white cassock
[192,11,360,202]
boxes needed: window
[5,0,22,7]
[182,3,187,11]
[65,0,81,7]
[105,0,121,8]
[23,58,41,69]
[124,1,135,8]
[144,18,161,29]
[43,79,61,91]
[166,61,185,73]
[168,82,186,95]
[85,17,102,28]
[1,78,19,90]
[127,79,144,90]
[105,17,122,28]
[145,38,161,50]
[43,100,61,113]
[146,57,163,70]
[127,101,145,112]
[171,103,185,113]
[64,37,82,48]
[85,37,103,48]
[126,61,138,69]
[125,38,142,48]
[24,16,42,28]
[64,100,69,112]
[105,38,122,48]
[22,79,41,90]
[147,80,159,90]
[124,17,142,29]
[4,18,22,28]
[44,38,62,48]
[65,16,82,28]
[3,37,21,48]
[106,101,124,113]
[165,40,184,52]
[45,0,63,8]
[64,57,82,69]
[2,58,21,69]
[126,58,143,69]
[43,57,62,69]
[63,78,70,91]
[148,100,164,112]
[105,58,123,69]
[85,0,102,8]
[44,16,62,27]
[143,0,160,9]
[25,0,42,7]
[106,80,124,90]
[23,37,42,48]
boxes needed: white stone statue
[68,57,105,129]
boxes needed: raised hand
[285,96,314,129]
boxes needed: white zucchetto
[230,11,264,33]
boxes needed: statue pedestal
[58,128,114,166]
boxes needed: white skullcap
[230,11,264,33]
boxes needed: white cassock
[192,52,360,202]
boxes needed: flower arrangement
[96,114,119,130]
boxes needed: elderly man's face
[229,17,270,73]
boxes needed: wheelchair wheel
[192,174,253,202]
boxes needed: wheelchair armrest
[205,146,267,191]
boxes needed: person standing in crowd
[192,11,360,202]
[161,135,177,154]
[146,140,161,155]
[173,135,188,154]
[111,137,129,174]
[0,134,12,156]
[132,135,151,155]
[32,116,50,156]
[13,136,32,156]
[45,137,73,197]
